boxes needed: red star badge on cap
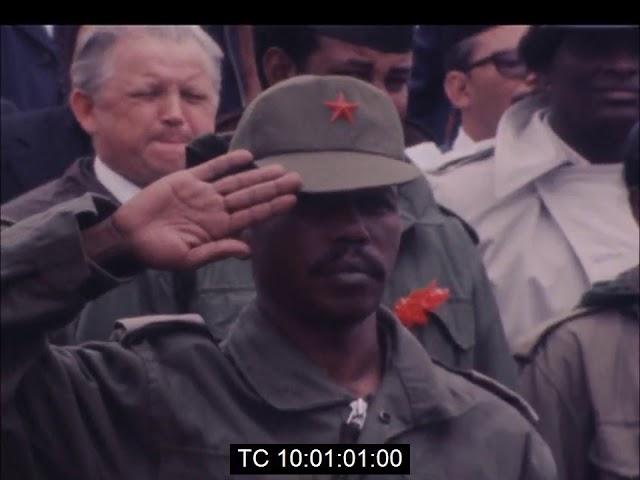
[324,92,358,123]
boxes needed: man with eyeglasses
[425,25,640,345]
[407,25,534,172]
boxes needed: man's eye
[130,90,159,99]
[334,71,370,82]
[385,77,408,93]
[357,194,397,215]
[182,91,208,103]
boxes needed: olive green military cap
[229,75,421,193]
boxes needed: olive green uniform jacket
[1,195,553,479]
[516,267,639,480]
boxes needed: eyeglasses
[465,50,529,80]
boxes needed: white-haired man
[1,26,225,342]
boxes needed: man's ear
[70,89,97,135]
[444,70,471,109]
[262,47,299,86]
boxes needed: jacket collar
[493,95,584,199]
[59,157,117,204]
[580,265,640,318]
[222,302,475,430]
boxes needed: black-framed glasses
[465,50,529,80]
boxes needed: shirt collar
[93,157,141,204]
[221,301,475,429]
[493,95,588,199]
[451,126,477,152]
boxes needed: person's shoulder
[111,313,220,348]
[513,307,606,364]
[1,177,66,223]
[435,204,479,244]
[0,158,94,223]
[432,358,539,426]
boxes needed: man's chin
[590,108,638,137]
[309,296,381,327]
[144,151,187,176]
[147,142,188,161]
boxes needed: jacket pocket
[411,299,476,371]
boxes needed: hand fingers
[188,149,254,182]
[211,164,290,196]
[223,172,302,212]
[228,195,298,232]
[184,239,251,268]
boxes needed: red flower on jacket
[393,280,450,328]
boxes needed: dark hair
[253,26,320,88]
[518,26,566,73]
[439,26,495,73]
[520,26,640,73]
[624,123,639,190]
[443,36,477,72]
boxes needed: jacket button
[378,411,391,424]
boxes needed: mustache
[309,244,386,280]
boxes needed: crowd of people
[1,24,638,479]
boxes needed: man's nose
[160,92,186,126]
[603,52,639,81]
[335,200,371,243]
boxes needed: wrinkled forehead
[102,34,216,85]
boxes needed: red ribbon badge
[393,280,450,328]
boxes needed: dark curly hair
[518,26,567,73]
[519,25,640,73]
[253,26,320,89]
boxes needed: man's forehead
[110,34,206,61]
[105,35,214,80]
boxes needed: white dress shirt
[406,126,495,174]
[93,157,141,204]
